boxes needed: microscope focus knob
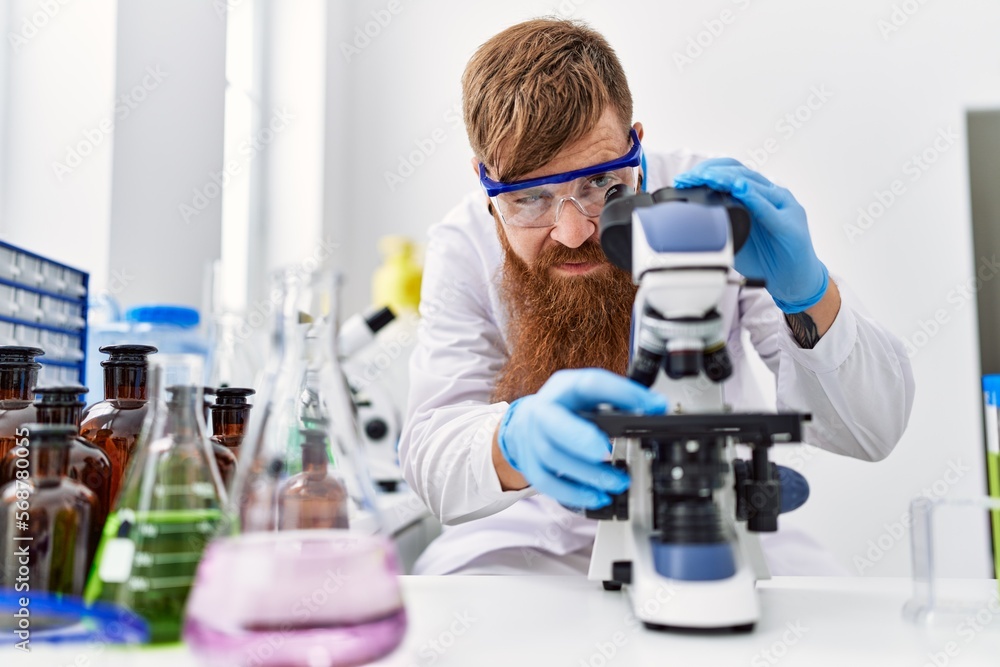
[365,418,389,441]
[585,461,630,520]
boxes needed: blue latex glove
[674,158,829,313]
[497,369,668,510]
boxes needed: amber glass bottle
[0,386,112,557]
[199,385,239,488]
[209,387,254,458]
[0,424,100,595]
[0,346,43,462]
[277,429,349,530]
[79,345,157,504]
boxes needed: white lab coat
[399,150,915,576]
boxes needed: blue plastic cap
[126,305,200,328]
[984,375,1000,406]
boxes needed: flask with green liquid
[85,354,226,643]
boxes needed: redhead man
[399,18,914,575]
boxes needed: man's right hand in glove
[492,368,668,509]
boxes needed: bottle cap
[34,385,88,407]
[99,344,158,366]
[983,375,1000,407]
[0,346,44,361]
[24,423,78,446]
[0,345,44,369]
[126,305,200,328]
[214,387,256,407]
[35,385,88,398]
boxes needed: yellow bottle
[372,236,422,315]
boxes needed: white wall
[0,0,117,289]
[255,0,328,282]
[107,0,227,309]
[0,0,227,311]
[329,0,1000,577]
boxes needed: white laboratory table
[5,576,999,667]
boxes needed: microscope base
[624,548,759,630]
[592,521,761,631]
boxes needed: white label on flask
[98,538,136,583]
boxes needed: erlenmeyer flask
[184,265,407,667]
[85,354,226,644]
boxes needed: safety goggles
[479,129,642,228]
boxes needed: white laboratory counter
[4,576,999,667]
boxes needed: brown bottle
[0,346,43,462]
[79,344,157,505]
[165,385,238,491]
[0,386,112,553]
[0,424,100,596]
[209,387,255,459]
[277,429,349,530]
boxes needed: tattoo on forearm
[785,312,821,349]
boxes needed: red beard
[491,225,637,404]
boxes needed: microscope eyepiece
[604,183,634,204]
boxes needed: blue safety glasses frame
[478,128,643,197]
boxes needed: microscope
[584,184,810,632]
[339,306,406,491]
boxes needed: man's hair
[462,17,633,183]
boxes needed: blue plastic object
[983,375,1000,407]
[0,239,89,387]
[126,305,200,328]
[777,465,810,514]
[0,590,149,645]
[651,541,737,581]
[479,129,642,196]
